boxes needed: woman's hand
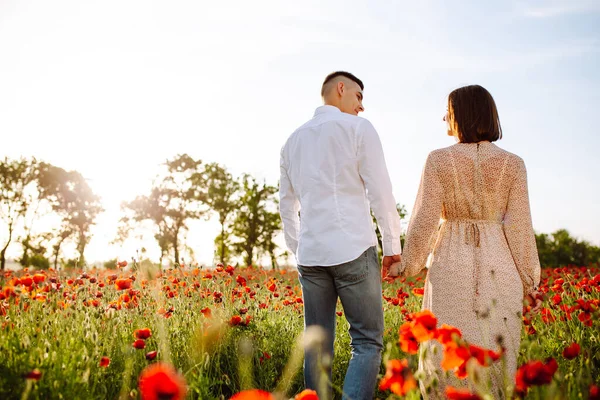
[525,290,543,314]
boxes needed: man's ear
[337,81,345,96]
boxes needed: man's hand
[382,254,401,282]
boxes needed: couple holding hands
[279,71,542,399]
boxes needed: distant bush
[536,229,600,267]
[29,254,50,270]
[103,258,118,270]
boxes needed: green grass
[0,265,598,399]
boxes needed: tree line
[535,229,600,268]
[0,154,281,270]
[1,155,598,270]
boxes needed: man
[279,71,402,400]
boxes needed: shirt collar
[314,105,342,116]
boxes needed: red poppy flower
[138,363,187,400]
[33,274,46,284]
[99,356,110,367]
[410,310,437,342]
[133,339,146,349]
[562,343,580,360]
[229,315,242,326]
[551,293,562,305]
[412,287,424,297]
[295,389,318,400]
[231,389,274,399]
[441,343,471,378]
[4,286,16,297]
[445,386,482,400]
[398,324,419,354]
[236,275,247,287]
[468,344,502,367]
[578,311,593,327]
[435,324,462,347]
[201,307,212,318]
[135,328,152,339]
[515,358,558,394]
[574,298,597,313]
[525,324,536,335]
[590,385,600,400]
[24,369,42,380]
[21,277,33,287]
[115,278,132,290]
[378,359,417,396]
[146,351,158,361]
[259,351,271,364]
[540,308,556,324]
[336,311,343,317]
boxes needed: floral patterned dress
[398,141,541,398]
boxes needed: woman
[391,85,542,398]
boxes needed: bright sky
[1,0,599,267]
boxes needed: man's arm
[356,119,402,265]
[279,148,300,255]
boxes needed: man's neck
[323,96,342,109]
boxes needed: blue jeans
[297,246,384,400]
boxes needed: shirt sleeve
[503,158,541,296]
[356,119,402,256]
[279,146,301,255]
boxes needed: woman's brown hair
[447,85,502,143]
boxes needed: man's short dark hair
[321,71,364,97]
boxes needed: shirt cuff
[382,239,402,256]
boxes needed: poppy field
[0,262,598,400]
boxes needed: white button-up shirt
[279,105,402,266]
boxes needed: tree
[120,154,206,265]
[231,175,279,267]
[213,232,234,266]
[535,232,555,267]
[18,232,51,269]
[194,162,239,265]
[37,162,103,265]
[50,226,73,270]
[258,207,282,269]
[0,157,39,270]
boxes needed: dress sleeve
[503,158,541,296]
[400,153,444,277]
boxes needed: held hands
[525,290,543,314]
[381,254,402,282]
